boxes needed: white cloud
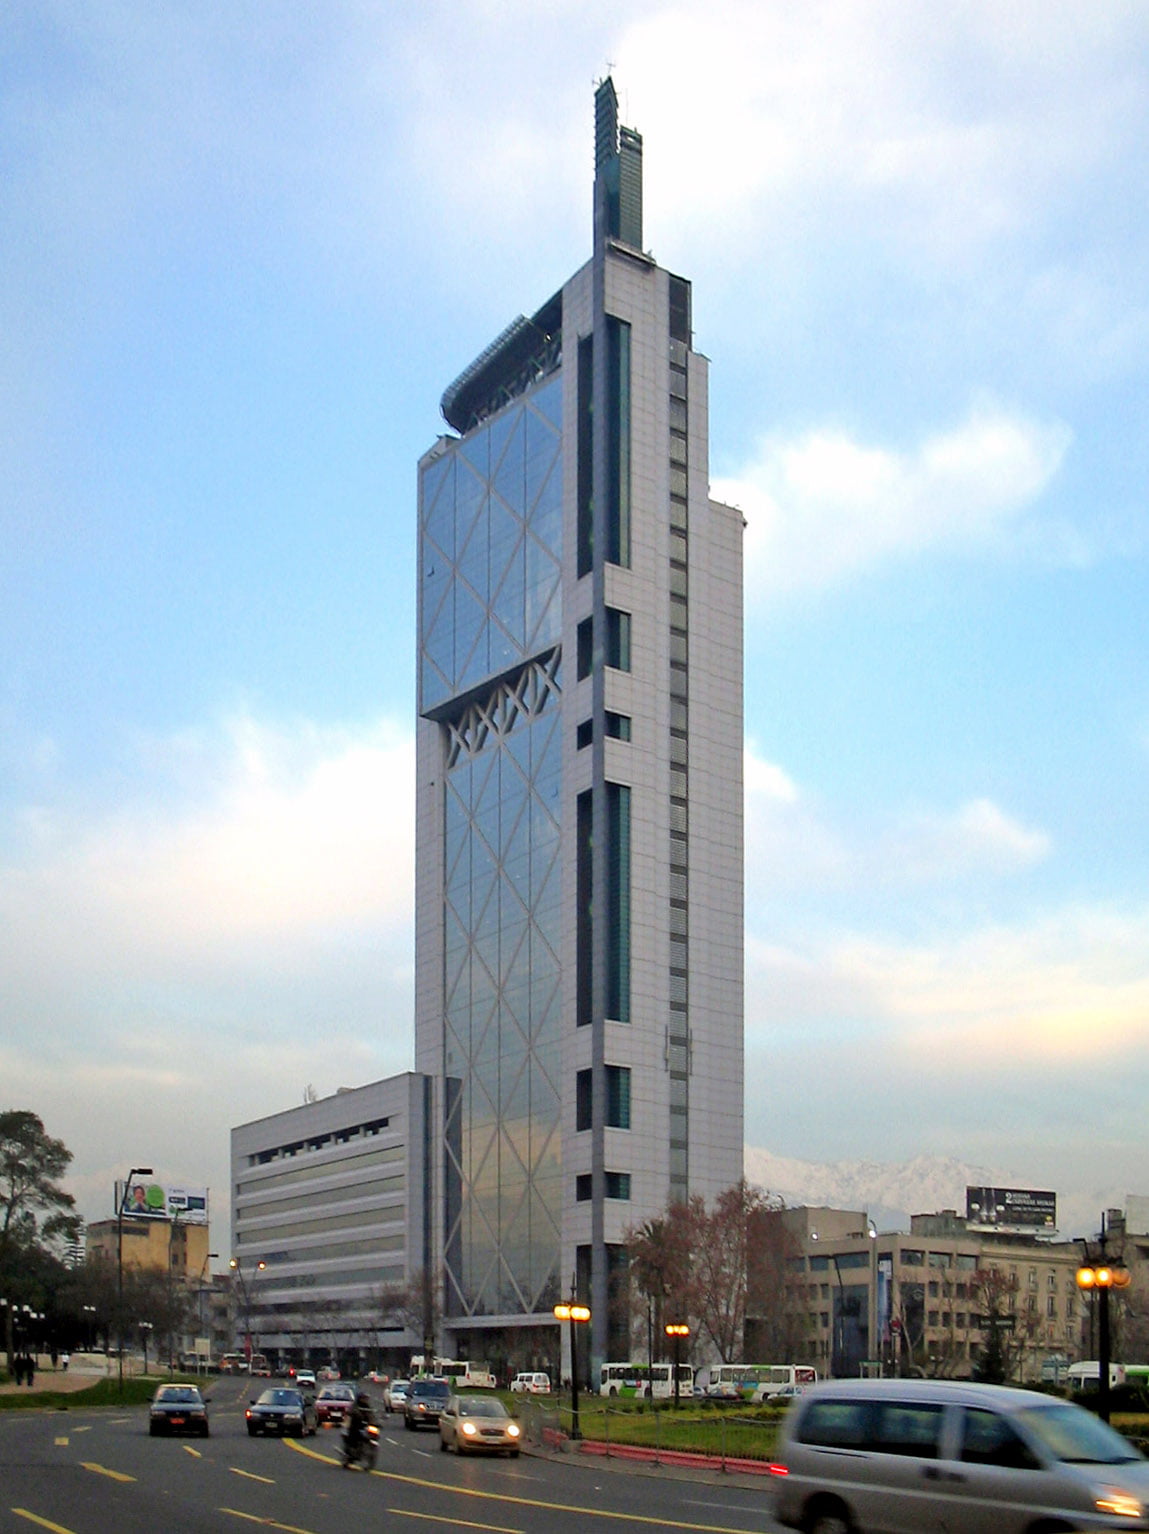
[744,746,1049,899]
[718,401,1070,599]
[616,2,1148,270]
[0,709,417,1226]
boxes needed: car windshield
[457,1398,507,1418]
[260,1390,302,1406]
[413,1381,449,1398]
[1018,1404,1143,1466]
[157,1387,200,1403]
[320,1386,353,1399]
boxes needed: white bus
[411,1356,496,1388]
[1067,1361,1129,1392]
[705,1363,819,1400]
[600,1361,694,1399]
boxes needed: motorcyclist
[343,1391,375,1465]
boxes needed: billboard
[116,1180,209,1224]
[966,1186,1056,1232]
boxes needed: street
[0,1378,786,1534]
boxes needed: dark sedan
[404,1378,450,1430]
[246,1387,318,1437]
[315,1383,356,1426]
[149,1384,210,1437]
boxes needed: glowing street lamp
[664,1322,691,1408]
[1077,1231,1131,1424]
[554,1296,591,1439]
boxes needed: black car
[246,1386,318,1437]
[149,1384,210,1437]
[404,1378,450,1430]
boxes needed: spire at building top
[594,76,643,251]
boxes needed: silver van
[772,1377,1149,1532]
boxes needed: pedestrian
[61,1351,70,1372]
[51,1347,58,1370]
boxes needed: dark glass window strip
[576,791,593,1026]
[606,783,631,1023]
[606,316,631,567]
[578,334,594,576]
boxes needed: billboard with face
[116,1181,208,1223]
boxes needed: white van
[772,1377,1149,1533]
[510,1372,551,1394]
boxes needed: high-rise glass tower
[415,79,743,1371]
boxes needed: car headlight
[1095,1488,1144,1519]
[507,1422,521,1438]
[461,1422,477,1436]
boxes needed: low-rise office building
[230,1074,430,1372]
[777,1206,1088,1382]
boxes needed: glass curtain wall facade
[420,373,565,1321]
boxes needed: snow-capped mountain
[743,1146,1124,1242]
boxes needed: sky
[2,1,1148,1247]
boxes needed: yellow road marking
[281,1438,762,1532]
[183,1444,202,1458]
[12,1512,77,1533]
[230,1467,275,1484]
[73,1426,91,1434]
[53,1437,68,1446]
[390,1509,522,1533]
[219,1509,318,1533]
[79,1462,135,1483]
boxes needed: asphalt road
[0,1378,786,1534]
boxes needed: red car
[315,1384,356,1426]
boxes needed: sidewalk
[0,1369,103,1397]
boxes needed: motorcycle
[341,1420,379,1470]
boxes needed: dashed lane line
[389,1508,523,1533]
[79,1461,135,1483]
[219,1508,319,1533]
[230,1466,276,1484]
[12,1513,77,1533]
[282,1438,765,1533]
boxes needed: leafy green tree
[0,1110,81,1279]
[0,1111,81,1367]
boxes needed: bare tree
[626,1182,790,1364]
[970,1267,1021,1383]
[377,1270,440,1359]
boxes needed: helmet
[357,1392,370,1407]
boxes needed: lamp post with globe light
[116,1165,153,1397]
[553,1292,591,1439]
[1077,1213,1131,1424]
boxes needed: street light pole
[117,1165,153,1398]
[665,1323,690,1408]
[554,1293,591,1440]
[229,1257,266,1363]
[1077,1213,1131,1424]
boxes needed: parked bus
[599,1361,694,1399]
[410,1356,496,1388]
[1067,1361,1131,1392]
[706,1363,819,1400]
